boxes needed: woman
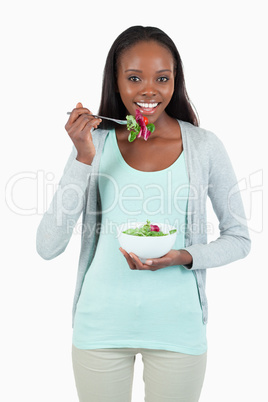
[36,26,250,402]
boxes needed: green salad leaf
[126,114,140,142]
[126,110,155,142]
[123,220,176,237]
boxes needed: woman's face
[116,41,175,125]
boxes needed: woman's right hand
[65,102,102,165]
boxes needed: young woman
[36,26,250,402]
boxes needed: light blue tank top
[72,129,207,355]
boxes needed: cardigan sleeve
[183,134,251,270]
[36,147,93,260]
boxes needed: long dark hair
[98,26,199,129]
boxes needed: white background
[1,0,267,401]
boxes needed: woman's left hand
[119,248,192,271]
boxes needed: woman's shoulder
[179,120,225,152]
[179,120,233,178]
[179,120,219,140]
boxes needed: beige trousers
[72,345,207,402]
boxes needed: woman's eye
[157,76,169,82]
[128,76,140,82]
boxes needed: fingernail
[145,260,152,265]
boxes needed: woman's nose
[140,81,157,96]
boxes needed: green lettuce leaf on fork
[126,110,155,142]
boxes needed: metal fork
[67,112,127,125]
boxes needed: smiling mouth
[136,102,159,108]
[135,102,160,113]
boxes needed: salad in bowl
[117,220,177,263]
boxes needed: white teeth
[136,102,158,108]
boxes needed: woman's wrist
[174,249,193,269]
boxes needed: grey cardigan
[36,120,251,325]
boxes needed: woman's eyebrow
[124,69,172,73]
[157,69,172,73]
[125,69,143,73]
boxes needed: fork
[67,112,127,125]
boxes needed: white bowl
[117,222,177,263]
